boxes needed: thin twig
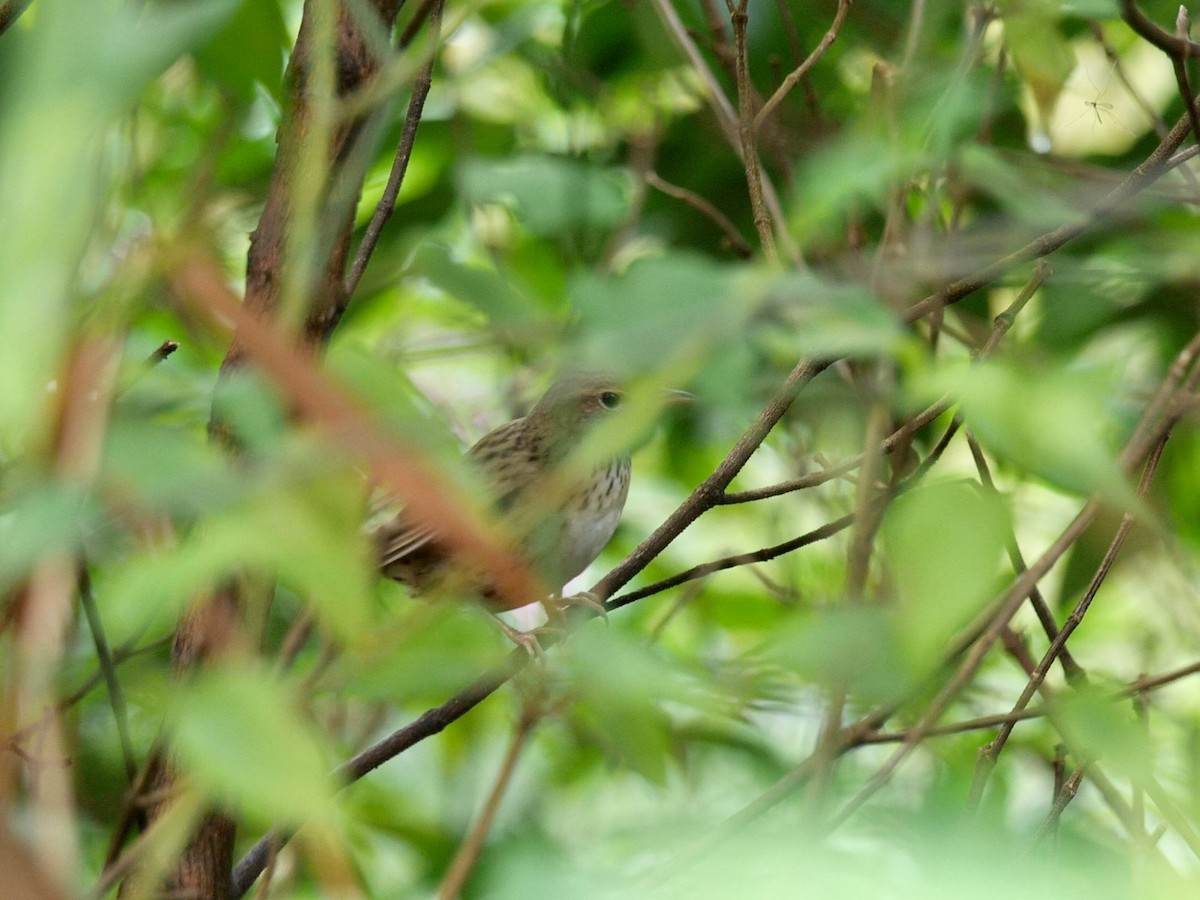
[966,430,1085,683]
[827,398,1187,830]
[648,0,802,267]
[753,0,850,131]
[643,170,753,257]
[903,102,1198,324]
[342,0,443,301]
[1171,9,1200,153]
[1031,763,1085,847]
[436,706,539,899]
[730,2,777,262]
[78,566,138,782]
[974,432,1171,778]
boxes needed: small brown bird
[375,372,635,615]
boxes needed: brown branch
[436,705,539,899]
[1119,0,1200,59]
[1171,10,1200,154]
[975,432,1171,774]
[341,0,443,305]
[719,398,952,503]
[643,170,753,258]
[609,514,854,611]
[1032,763,1085,847]
[830,357,1195,830]
[722,258,1049,507]
[648,0,802,267]
[150,1,411,895]
[753,0,850,131]
[0,0,32,36]
[231,657,522,896]
[902,103,1198,324]
[730,2,777,262]
[966,429,1085,683]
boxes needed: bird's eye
[599,391,621,409]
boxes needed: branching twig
[827,326,1200,829]
[1171,9,1200,153]
[1031,763,1085,847]
[643,170,753,258]
[903,103,1199,324]
[730,2,777,262]
[973,432,1172,779]
[648,0,801,266]
[1119,0,1200,58]
[341,0,443,301]
[753,0,850,131]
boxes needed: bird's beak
[663,389,694,405]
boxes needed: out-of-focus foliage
[3,0,1200,897]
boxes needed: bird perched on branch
[376,372,668,629]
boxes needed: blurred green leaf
[339,603,506,702]
[883,480,1009,663]
[916,357,1138,507]
[1000,0,1075,147]
[171,665,336,825]
[0,480,96,591]
[460,155,633,237]
[193,0,288,103]
[764,606,913,705]
[563,627,707,783]
[569,252,745,372]
[1055,683,1154,779]
[0,0,237,443]
[105,456,374,642]
[412,241,545,337]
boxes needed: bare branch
[753,0,850,131]
[341,0,443,303]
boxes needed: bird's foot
[491,616,549,659]
[551,590,608,623]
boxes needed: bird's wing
[376,417,543,568]
[465,416,545,512]
[377,516,438,568]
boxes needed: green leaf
[562,627,704,783]
[999,0,1075,148]
[1055,684,1154,780]
[460,155,633,236]
[105,457,374,643]
[917,358,1139,507]
[412,241,544,336]
[883,481,1009,663]
[569,252,743,372]
[756,271,904,358]
[764,607,913,705]
[0,0,239,444]
[0,481,96,592]
[193,0,288,103]
[171,666,336,825]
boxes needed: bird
[374,372,640,626]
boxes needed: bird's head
[530,371,691,456]
[530,372,625,429]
